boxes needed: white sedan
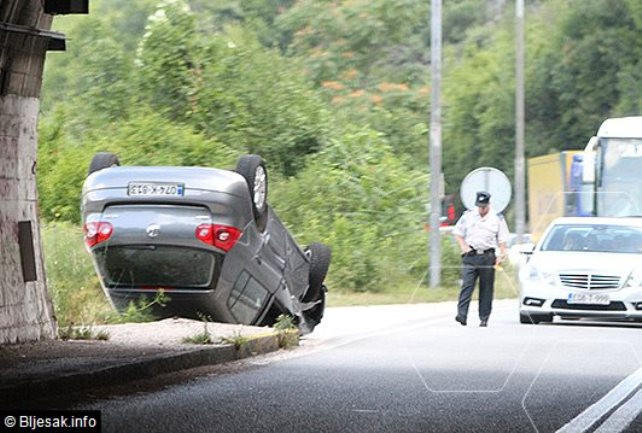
[519,217,642,324]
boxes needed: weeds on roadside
[43,222,112,328]
[274,314,298,348]
[59,324,110,341]
[220,330,249,350]
[105,291,169,324]
[182,332,213,345]
[182,313,214,345]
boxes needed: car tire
[88,152,120,176]
[303,243,331,302]
[236,155,268,230]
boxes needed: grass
[58,324,110,341]
[182,332,214,345]
[220,330,249,350]
[273,314,298,348]
[182,313,215,345]
[42,221,114,328]
[327,264,519,307]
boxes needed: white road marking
[594,388,642,433]
[557,365,642,433]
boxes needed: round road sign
[460,167,512,213]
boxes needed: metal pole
[429,0,442,287]
[515,0,526,243]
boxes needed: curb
[0,332,295,404]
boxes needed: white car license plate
[567,292,610,305]
[128,182,184,197]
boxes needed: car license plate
[567,292,610,305]
[128,182,184,197]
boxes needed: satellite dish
[460,167,512,213]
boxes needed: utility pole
[429,0,442,288]
[515,0,526,243]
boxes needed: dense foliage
[39,0,642,292]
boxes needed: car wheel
[88,152,120,176]
[236,155,268,230]
[303,243,331,302]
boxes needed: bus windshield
[597,138,642,217]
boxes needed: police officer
[453,191,509,327]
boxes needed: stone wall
[0,1,57,344]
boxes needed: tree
[135,0,200,121]
[190,28,331,176]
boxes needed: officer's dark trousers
[457,253,496,322]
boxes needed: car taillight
[83,221,114,248]
[195,224,242,252]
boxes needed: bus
[582,116,642,217]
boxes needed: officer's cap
[475,191,491,207]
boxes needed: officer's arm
[496,216,510,262]
[455,234,471,255]
[453,213,471,255]
[497,241,508,263]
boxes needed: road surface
[80,300,642,433]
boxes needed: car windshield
[540,223,642,253]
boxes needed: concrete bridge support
[0,1,84,344]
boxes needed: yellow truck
[527,151,586,241]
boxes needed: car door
[261,210,309,299]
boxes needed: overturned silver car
[81,153,330,333]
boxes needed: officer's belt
[464,247,495,257]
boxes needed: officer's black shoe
[455,315,467,326]
[479,320,488,327]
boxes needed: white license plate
[128,182,184,197]
[567,292,610,305]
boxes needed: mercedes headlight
[523,265,558,286]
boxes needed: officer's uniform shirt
[453,206,509,251]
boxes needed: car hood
[528,251,642,276]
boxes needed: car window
[227,271,269,324]
[541,223,642,253]
[96,246,217,287]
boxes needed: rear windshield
[95,246,217,288]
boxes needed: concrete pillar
[0,1,57,344]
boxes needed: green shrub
[271,127,430,292]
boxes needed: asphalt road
[80,300,642,433]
